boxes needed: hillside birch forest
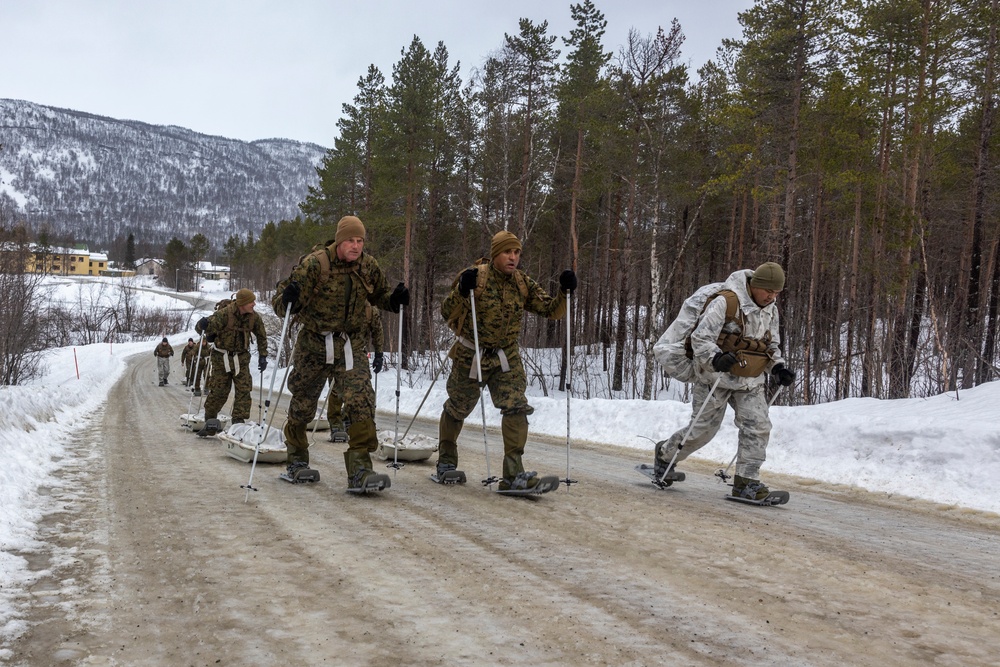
[220,0,999,404]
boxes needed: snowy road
[7,353,1000,666]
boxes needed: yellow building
[23,245,109,276]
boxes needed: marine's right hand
[458,268,478,297]
[196,317,210,333]
[282,281,300,307]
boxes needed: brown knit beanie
[490,231,522,259]
[750,262,785,291]
[234,288,256,307]
[335,215,366,245]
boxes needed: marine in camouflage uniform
[195,288,268,426]
[437,230,576,490]
[327,307,384,428]
[153,338,174,386]
[181,338,197,385]
[273,215,409,487]
[190,335,213,396]
[654,262,796,500]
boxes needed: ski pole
[243,306,293,501]
[184,334,206,427]
[659,374,723,485]
[562,289,576,489]
[310,376,331,442]
[387,306,404,473]
[398,352,446,442]
[258,364,265,423]
[715,383,784,483]
[469,291,496,487]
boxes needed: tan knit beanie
[234,288,256,307]
[750,262,785,291]
[490,231,522,259]
[335,215,366,245]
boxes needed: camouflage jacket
[199,304,267,357]
[367,307,384,354]
[441,263,566,350]
[153,341,174,358]
[271,248,396,340]
[180,343,197,364]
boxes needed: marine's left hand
[771,363,795,386]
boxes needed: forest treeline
[12,0,1000,404]
[226,0,999,404]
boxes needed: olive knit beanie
[750,262,785,291]
[490,231,522,259]
[335,215,366,245]
[234,288,256,307]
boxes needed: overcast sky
[4,0,754,147]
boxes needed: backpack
[445,258,528,335]
[214,297,253,336]
[653,283,773,382]
[275,241,373,315]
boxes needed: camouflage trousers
[656,380,771,479]
[326,379,344,421]
[203,350,254,421]
[284,329,374,462]
[440,343,534,479]
[186,360,208,391]
[156,357,170,383]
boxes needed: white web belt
[215,346,243,375]
[323,332,353,371]
[457,336,509,379]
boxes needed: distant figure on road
[153,337,174,386]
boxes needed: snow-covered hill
[0,98,327,246]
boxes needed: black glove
[772,363,795,386]
[559,269,577,293]
[196,317,210,334]
[258,356,268,372]
[372,352,384,373]
[712,351,738,373]
[281,281,300,308]
[206,333,217,344]
[458,268,478,297]
[389,282,410,311]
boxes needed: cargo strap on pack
[685,289,773,376]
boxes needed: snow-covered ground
[2,275,999,642]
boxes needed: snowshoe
[196,418,221,438]
[725,475,789,506]
[635,463,685,489]
[497,471,559,495]
[279,461,320,484]
[431,463,467,485]
[347,468,390,494]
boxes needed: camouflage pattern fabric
[271,247,396,331]
[326,307,382,422]
[441,263,566,349]
[198,304,268,359]
[197,305,267,421]
[189,342,212,390]
[439,262,566,477]
[272,247,397,468]
[203,350,255,420]
[153,341,174,358]
[156,357,170,384]
[656,381,771,480]
[284,329,375,461]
